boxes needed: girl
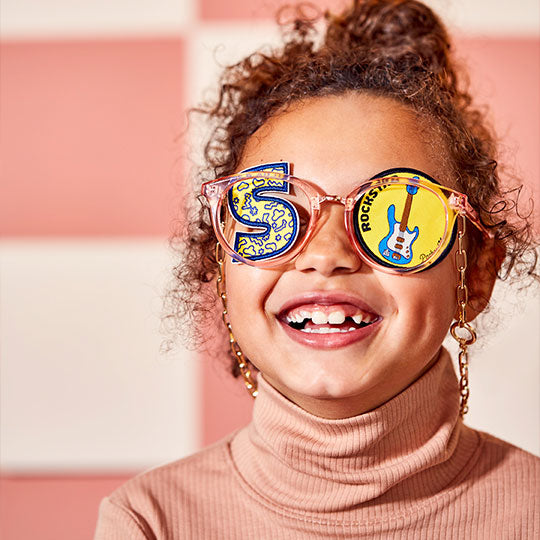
[95,1,538,537]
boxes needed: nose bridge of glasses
[311,195,355,211]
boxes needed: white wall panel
[427,0,540,36]
[0,239,199,472]
[2,0,537,39]
[0,0,195,38]
[444,283,540,456]
[185,22,280,175]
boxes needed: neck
[230,348,478,518]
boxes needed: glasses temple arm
[448,193,494,239]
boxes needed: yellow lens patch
[227,162,299,262]
[355,174,452,269]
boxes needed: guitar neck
[399,192,414,232]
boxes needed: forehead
[238,93,452,193]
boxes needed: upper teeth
[312,311,329,325]
[285,309,371,325]
[328,311,345,324]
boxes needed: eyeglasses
[201,167,492,274]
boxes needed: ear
[462,238,506,321]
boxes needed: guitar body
[378,204,419,265]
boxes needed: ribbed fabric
[94,349,539,539]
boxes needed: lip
[278,291,379,317]
[276,291,382,350]
[279,318,381,349]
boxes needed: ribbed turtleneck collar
[230,349,480,520]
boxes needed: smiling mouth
[281,305,379,334]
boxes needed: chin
[286,370,368,401]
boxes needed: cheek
[224,262,274,350]
[421,271,457,333]
[225,263,256,322]
[382,260,457,333]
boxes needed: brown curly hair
[164,0,538,373]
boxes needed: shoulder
[95,432,240,539]
[464,426,539,498]
[474,429,539,471]
[113,432,237,503]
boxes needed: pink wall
[459,37,540,209]
[0,475,132,539]
[200,0,348,20]
[0,40,185,236]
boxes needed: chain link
[215,243,258,398]
[449,215,476,418]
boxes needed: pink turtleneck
[95,349,539,538]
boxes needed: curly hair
[164,0,538,373]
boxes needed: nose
[294,204,362,277]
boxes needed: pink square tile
[0,39,186,236]
[200,0,348,21]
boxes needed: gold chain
[449,215,476,418]
[215,243,259,398]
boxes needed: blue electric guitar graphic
[378,184,419,265]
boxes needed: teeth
[311,311,328,325]
[328,311,346,324]
[285,307,377,326]
[302,327,353,334]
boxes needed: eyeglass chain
[217,215,475,415]
[215,243,259,398]
[450,214,476,418]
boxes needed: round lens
[219,175,311,263]
[353,178,453,271]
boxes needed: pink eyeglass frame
[201,170,493,274]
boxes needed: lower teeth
[301,326,358,334]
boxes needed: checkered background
[1,0,539,538]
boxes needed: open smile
[277,293,382,349]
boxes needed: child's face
[224,93,459,418]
